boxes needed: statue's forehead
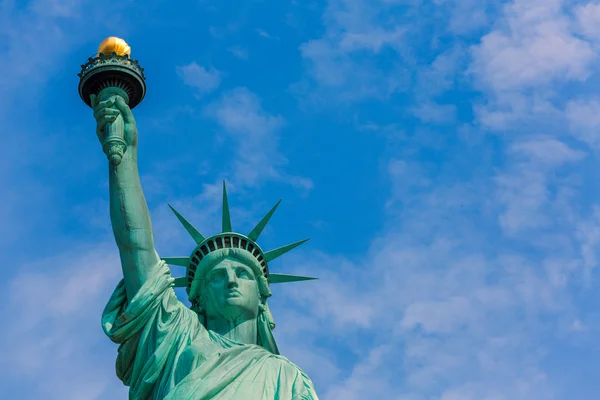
[208,257,253,271]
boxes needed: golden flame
[97,37,131,56]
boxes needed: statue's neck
[206,317,257,345]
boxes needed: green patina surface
[84,52,320,399]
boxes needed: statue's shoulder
[266,354,317,397]
[268,353,311,377]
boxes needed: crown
[162,182,317,293]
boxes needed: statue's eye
[208,271,225,282]
[237,269,252,279]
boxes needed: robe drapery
[102,262,318,400]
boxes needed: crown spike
[161,257,189,266]
[222,181,232,233]
[248,200,282,242]
[268,273,317,284]
[264,238,310,263]
[168,204,206,244]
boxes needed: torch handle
[99,87,129,166]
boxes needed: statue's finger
[94,107,119,121]
[90,93,97,108]
[98,114,117,131]
[114,97,134,124]
[93,98,115,113]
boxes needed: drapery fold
[102,262,317,400]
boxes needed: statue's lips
[225,289,242,298]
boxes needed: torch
[78,37,146,166]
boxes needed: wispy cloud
[471,0,594,93]
[411,102,457,124]
[177,62,222,95]
[277,220,577,399]
[204,87,313,191]
[470,0,597,130]
[296,0,407,103]
[256,28,280,40]
[227,46,248,59]
[0,0,135,101]
[575,2,600,42]
[566,98,600,148]
[274,2,600,398]
[0,243,128,399]
[495,138,584,235]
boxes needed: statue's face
[202,257,261,321]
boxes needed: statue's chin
[209,301,256,320]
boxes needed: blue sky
[2,0,600,398]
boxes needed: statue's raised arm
[91,93,160,300]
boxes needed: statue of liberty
[81,37,319,399]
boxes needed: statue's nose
[227,279,238,288]
[225,270,238,287]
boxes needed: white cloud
[440,0,490,35]
[473,92,562,131]
[204,87,312,191]
[322,345,401,400]
[279,253,376,332]
[272,126,595,398]
[0,243,128,399]
[570,319,586,332]
[411,102,457,124]
[0,0,134,100]
[495,138,583,234]
[401,296,472,333]
[297,0,408,103]
[576,207,600,284]
[575,2,600,42]
[566,98,600,148]
[470,0,598,131]
[257,28,280,40]
[338,27,404,53]
[510,137,584,167]
[471,0,594,93]
[278,230,571,398]
[31,0,87,18]
[176,62,221,94]
[415,46,465,99]
[228,46,248,59]
[208,88,284,136]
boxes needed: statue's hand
[90,93,138,150]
